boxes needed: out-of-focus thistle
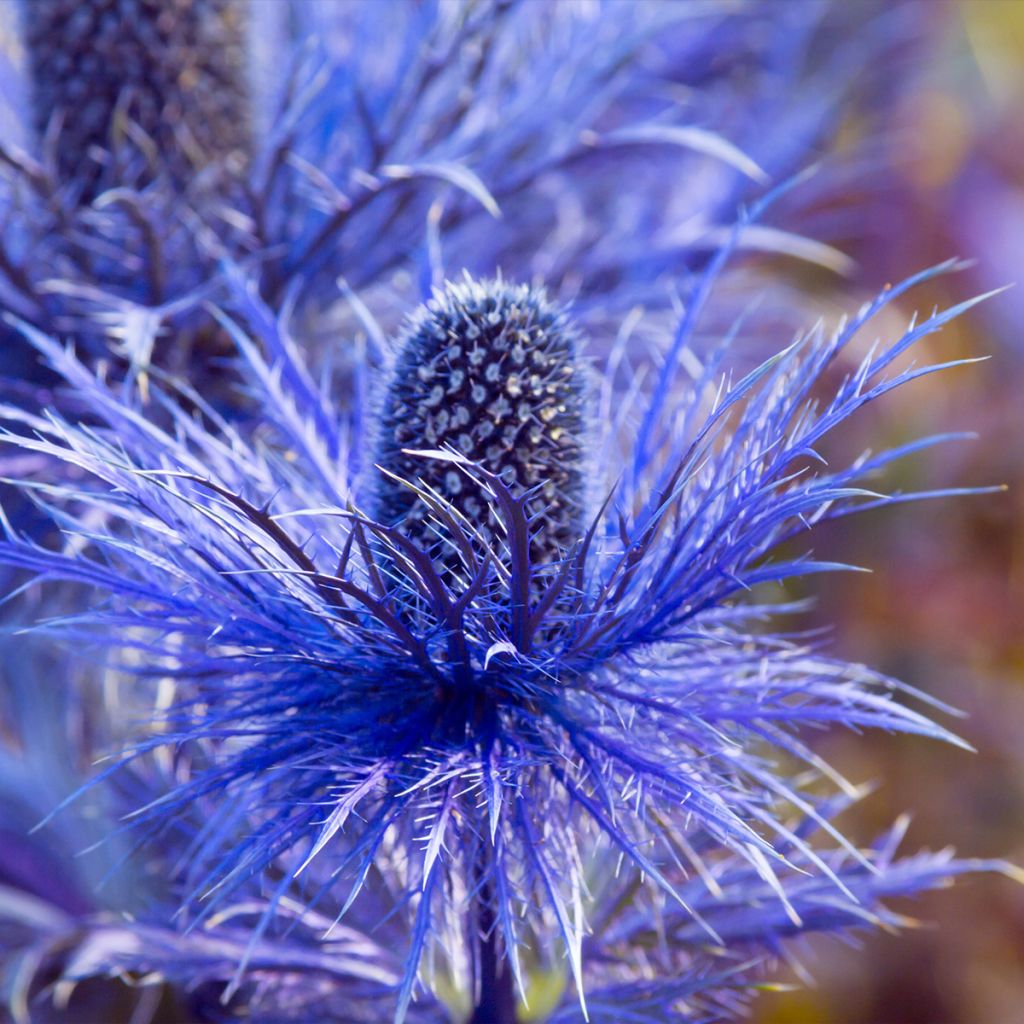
[0,0,932,383]
[0,0,257,383]
[282,0,931,335]
[21,0,251,200]
[0,224,1018,1020]
[376,278,588,572]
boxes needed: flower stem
[470,878,517,1024]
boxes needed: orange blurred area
[752,3,1024,1022]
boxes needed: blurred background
[754,2,1024,1021]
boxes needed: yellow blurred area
[907,89,969,190]
[961,0,1024,103]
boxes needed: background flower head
[1,0,931,381]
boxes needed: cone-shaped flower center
[377,277,588,570]
[23,0,251,197]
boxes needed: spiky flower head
[20,0,251,198]
[376,277,588,571]
[0,4,1015,1021]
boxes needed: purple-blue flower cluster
[2,248,1016,1022]
[0,2,1017,1023]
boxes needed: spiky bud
[21,0,251,197]
[376,277,589,570]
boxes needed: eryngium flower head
[0,249,1011,1021]
[20,0,251,198]
[376,277,588,569]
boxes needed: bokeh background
[753,2,1024,1021]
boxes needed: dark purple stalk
[470,879,517,1024]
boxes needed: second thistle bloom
[21,0,251,197]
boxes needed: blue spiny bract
[21,0,251,197]
[376,277,588,574]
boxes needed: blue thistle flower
[0,217,1016,1021]
[0,3,1017,1021]
[0,0,256,383]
